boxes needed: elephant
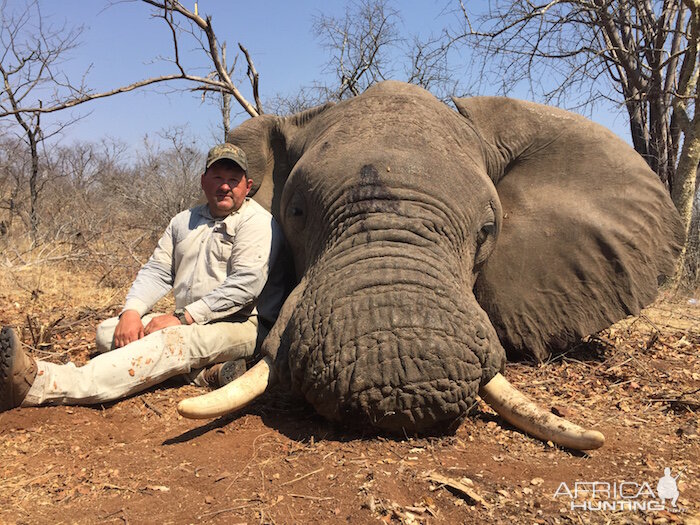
[177,81,683,450]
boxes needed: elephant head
[178,81,683,450]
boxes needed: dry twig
[424,472,491,508]
[280,467,324,486]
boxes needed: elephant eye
[285,190,308,233]
[477,222,496,246]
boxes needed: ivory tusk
[178,279,308,420]
[479,373,605,451]
[177,355,275,419]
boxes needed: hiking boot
[200,358,247,389]
[0,327,37,412]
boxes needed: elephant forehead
[297,110,487,181]
[281,85,498,219]
[333,99,475,151]
[287,87,482,165]
[293,140,493,205]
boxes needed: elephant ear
[227,103,334,219]
[454,97,684,361]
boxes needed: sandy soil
[0,266,698,524]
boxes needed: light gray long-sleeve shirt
[123,199,286,325]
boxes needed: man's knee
[189,319,258,359]
[95,316,120,354]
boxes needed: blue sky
[6,1,630,154]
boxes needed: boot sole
[219,358,247,386]
[0,327,18,412]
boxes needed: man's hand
[114,310,144,348]
[144,313,185,335]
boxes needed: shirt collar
[198,199,250,229]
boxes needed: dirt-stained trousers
[21,314,258,406]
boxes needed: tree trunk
[683,195,700,286]
[626,98,649,159]
[220,43,231,141]
[222,91,231,142]
[670,110,700,288]
[28,132,39,242]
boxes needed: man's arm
[122,223,176,316]
[185,214,283,324]
[114,220,176,347]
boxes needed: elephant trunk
[281,244,505,433]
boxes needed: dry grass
[0,237,174,365]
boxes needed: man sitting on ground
[0,143,285,411]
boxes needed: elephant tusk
[479,373,605,451]
[178,279,308,420]
[177,355,275,419]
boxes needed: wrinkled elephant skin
[200,81,683,435]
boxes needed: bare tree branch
[1,0,263,119]
[455,0,699,284]
[0,0,265,240]
[239,43,263,115]
[313,0,402,101]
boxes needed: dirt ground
[0,264,698,524]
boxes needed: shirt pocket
[212,230,235,271]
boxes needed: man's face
[201,161,253,217]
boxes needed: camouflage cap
[205,143,248,172]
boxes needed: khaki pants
[22,314,258,407]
